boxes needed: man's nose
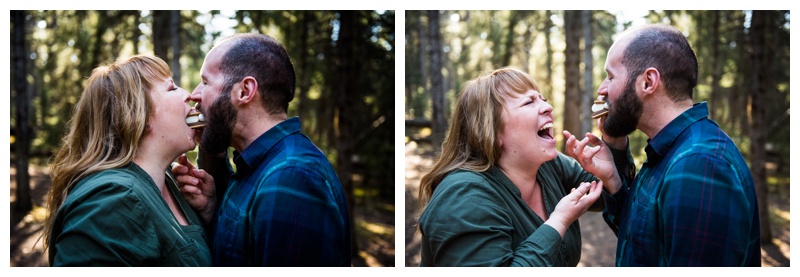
[597,80,609,96]
[189,85,203,102]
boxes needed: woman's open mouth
[538,122,553,139]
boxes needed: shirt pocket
[160,237,204,266]
[629,187,658,265]
[215,203,246,262]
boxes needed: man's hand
[172,153,217,224]
[563,130,622,195]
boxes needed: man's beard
[603,76,643,137]
[200,91,237,155]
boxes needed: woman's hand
[172,154,217,224]
[545,181,602,237]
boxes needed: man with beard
[171,33,352,266]
[563,24,760,266]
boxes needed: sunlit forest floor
[404,141,790,267]
[9,164,395,267]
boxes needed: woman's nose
[542,101,553,114]
[180,88,191,102]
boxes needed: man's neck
[639,98,694,139]
[231,110,288,153]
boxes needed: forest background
[5,7,794,269]
[10,10,395,267]
[404,10,790,266]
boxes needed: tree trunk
[736,12,750,138]
[297,11,311,119]
[170,10,182,87]
[520,12,533,75]
[152,10,169,62]
[132,14,142,55]
[12,10,33,223]
[418,11,428,117]
[709,11,722,120]
[748,10,772,244]
[563,10,582,151]
[428,10,446,150]
[581,10,594,135]
[335,10,359,262]
[543,11,554,103]
[501,11,519,67]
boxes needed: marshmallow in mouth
[186,111,205,129]
[591,96,609,119]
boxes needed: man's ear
[642,67,660,96]
[236,76,258,104]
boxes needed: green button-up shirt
[49,163,212,266]
[419,153,602,266]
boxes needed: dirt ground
[404,141,790,267]
[9,164,395,267]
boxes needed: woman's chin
[180,137,197,153]
[541,146,558,160]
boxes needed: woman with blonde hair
[417,67,629,266]
[43,55,211,266]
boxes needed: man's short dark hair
[217,33,296,114]
[622,24,698,102]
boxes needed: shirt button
[561,242,567,249]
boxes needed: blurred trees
[405,10,790,243]
[563,10,581,149]
[10,10,395,265]
[12,10,32,224]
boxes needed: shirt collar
[645,102,709,162]
[233,116,302,174]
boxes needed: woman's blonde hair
[43,55,171,250]
[418,67,540,208]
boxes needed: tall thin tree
[152,11,170,62]
[543,11,554,100]
[710,11,722,120]
[501,11,519,67]
[748,10,772,244]
[563,10,582,150]
[12,10,33,223]
[428,10,446,150]
[170,10,182,87]
[581,10,594,135]
[335,10,359,262]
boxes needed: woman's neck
[497,160,547,220]
[132,138,175,192]
[132,154,168,192]
[497,160,540,200]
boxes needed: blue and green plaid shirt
[603,102,761,266]
[211,117,352,266]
